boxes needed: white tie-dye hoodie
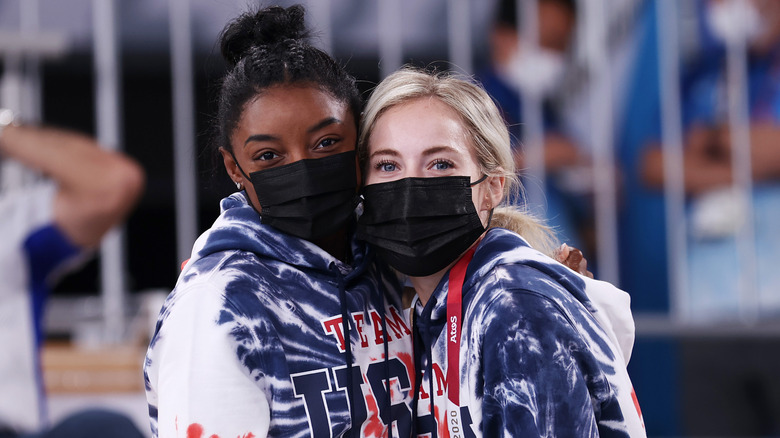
[144,192,415,438]
[411,227,646,437]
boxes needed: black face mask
[357,175,488,277]
[234,150,360,240]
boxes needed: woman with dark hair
[144,6,414,438]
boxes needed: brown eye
[315,138,338,149]
[256,151,278,161]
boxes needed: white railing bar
[726,0,758,323]
[378,0,403,79]
[92,0,127,343]
[307,0,333,54]
[0,49,27,191]
[447,0,472,74]
[656,0,689,321]
[169,0,199,266]
[517,0,546,218]
[586,0,620,285]
[20,0,41,123]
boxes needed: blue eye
[375,160,397,172]
[432,159,452,170]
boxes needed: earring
[236,181,243,190]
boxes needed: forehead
[372,97,468,146]
[240,85,353,131]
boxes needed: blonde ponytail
[490,206,559,257]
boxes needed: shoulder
[479,262,576,310]
[0,185,87,286]
[475,264,625,370]
[0,183,57,245]
[470,230,592,312]
[148,261,280,378]
[468,263,603,348]
[472,277,597,393]
[472,271,612,381]
[166,250,275,320]
[468,265,575,337]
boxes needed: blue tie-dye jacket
[412,228,646,437]
[144,192,415,438]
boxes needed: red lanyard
[445,246,476,438]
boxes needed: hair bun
[220,5,309,67]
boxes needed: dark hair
[215,4,361,155]
[495,0,577,29]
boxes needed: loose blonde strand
[490,206,559,257]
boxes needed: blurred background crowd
[2,0,780,436]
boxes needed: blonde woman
[356,68,645,437]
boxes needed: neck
[409,271,448,306]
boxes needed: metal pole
[656,0,689,321]
[378,0,403,78]
[447,0,472,74]
[20,0,42,123]
[518,0,546,218]
[0,55,23,116]
[0,52,27,191]
[169,0,198,267]
[586,0,620,285]
[0,4,66,192]
[726,0,758,323]
[1,2,40,192]
[92,0,127,343]
[307,0,333,54]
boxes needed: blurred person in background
[641,0,780,320]
[0,109,145,438]
[477,0,595,255]
[637,1,780,433]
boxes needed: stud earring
[236,181,243,190]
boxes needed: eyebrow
[307,117,342,133]
[243,117,343,147]
[244,134,277,146]
[420,145,460,156]
[369,145,460,160]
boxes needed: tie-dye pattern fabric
[144,192,414,438]
[413,228,645,437]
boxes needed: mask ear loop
[229,150,252,181]
[229,150,266,217]
[471,174,493,228]
[469,174,488,186]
